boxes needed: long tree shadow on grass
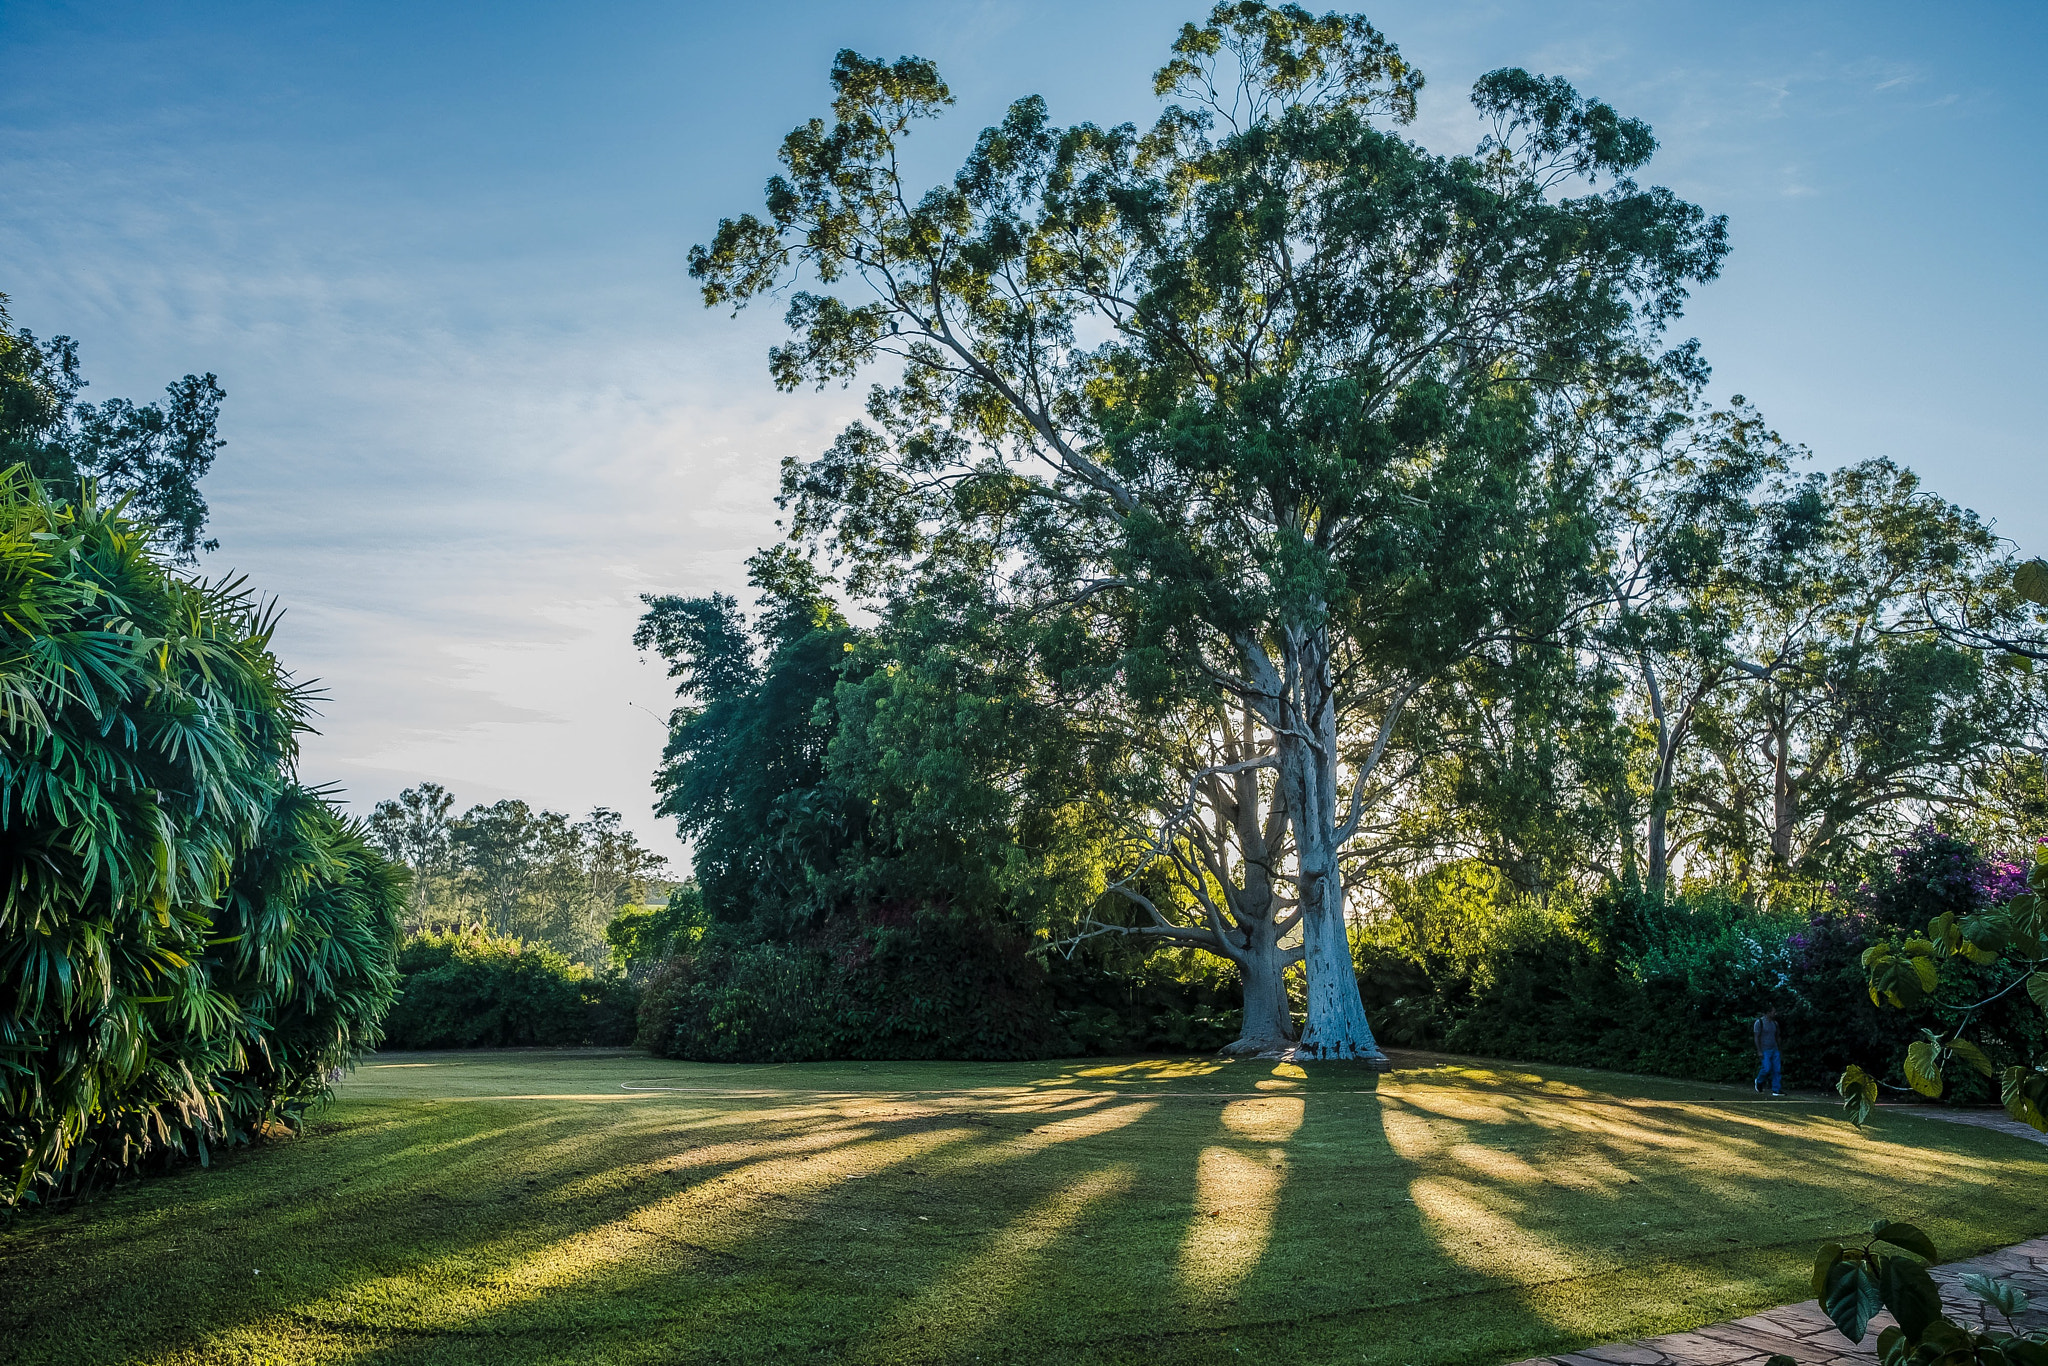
[374,1081,1202,1364]
[3,1083,1104,1363]
[5,1058,2043,1366]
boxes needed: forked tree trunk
[1216,726,1299,1055]
[1273,652,1390,1068]
[1289,795,1388,1064]
[1220,903,1298,1055]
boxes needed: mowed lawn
[3,1050,2044,1366]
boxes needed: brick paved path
[1508,1237,2048,1366]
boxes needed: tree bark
[1767,714,1796,874]
[1217,749,1299,1055]
[1642,655,1673,900]
[1221,921,1299,1055]
[1272,636,1390,1067]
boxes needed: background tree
[1676,460,2040,885]
[635,548,858,933]
[366,785,669,961]
[0,292,224,560]
[369,781,456,923]
[1597,399,1810,897]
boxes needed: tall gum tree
[1599,401,1810,897]
[691,4,1726,1061]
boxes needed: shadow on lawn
[301,1065,1571,1366]
[4,1057,2028,1366]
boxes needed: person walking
[1753,1007,1783,1096]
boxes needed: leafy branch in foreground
[1836,845,2048,1131]
[1806,1221,2047,1366]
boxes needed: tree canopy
[691,2,1729,1059]
[0,293,224,561]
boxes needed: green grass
[2,1049,2043,1366]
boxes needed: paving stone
[1907,1111,2048,1148]
[1691,1322,1815,1356]
[1635,1334,1749,1366]
[1574,1345,1670,1365]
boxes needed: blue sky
[3,1,2043,866]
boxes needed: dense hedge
[632,828,2044,1080]
[383,931,638,1049]
[632,907,1243,1062]
[1355,831,2044,1096]
[638,910,1064,1061]
[0,475,404,1205]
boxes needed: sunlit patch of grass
[1,1047,2043,1366]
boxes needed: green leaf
[1950,1037,1998,1079]
[1904,1040,1944,1098]
[1873,1325,1910,1366]
[1825,1258,1885,1343]
[1871,1222,1939,1262]
[1917,1318,1971,1355]
[1840,1065,1880,1126]
[1911,955,1940,994]
[2017,558,2048,606]
[2028,973,2048,1015]
[1879,1254,1944,1340]
[1962,1272,2030,1320]
[1960,913,2011,953]
[2004,1338,2048,1366]
[2003,1066,2048,1132]
[1813,1241,1846,1297]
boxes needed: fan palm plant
[0,468,401,1204]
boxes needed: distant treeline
[365,784,671,966]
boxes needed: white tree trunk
[1220,910,1298,1055]
[1288,777,1388,1064]
[1273,647,1390,1067]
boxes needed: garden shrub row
[633,908,1245,1062]
[381,931,638,1049]
[1356,829,2043,1098]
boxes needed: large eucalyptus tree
[692,4,1726,1060]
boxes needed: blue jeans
[1755,1048,1781,1093]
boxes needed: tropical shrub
[1806,1221,2047,1366]
[1782,846,2048,1366]
[1838,842,2048,1129]
[0,472,402,1204]
[381,930,638,1048]
[1353,836,2044,1093]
